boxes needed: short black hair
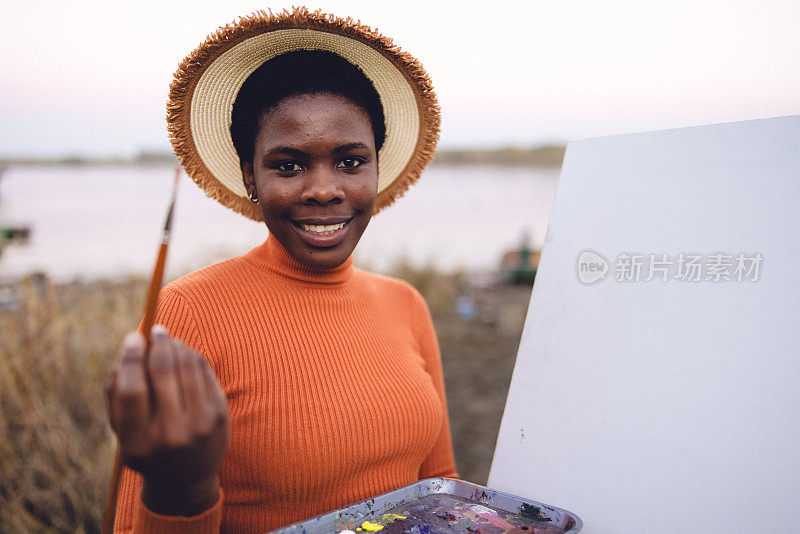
[230,49,386,166]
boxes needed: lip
[289,217,353,248]
[292,216,352,225]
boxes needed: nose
[300,166,344,205]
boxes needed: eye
[336,156,365,170]
[274,161,303,173]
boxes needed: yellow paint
[360,521,384,531]
[382,513,407,522]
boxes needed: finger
[200,358,230,428]
[200,358,226,406]
[105,367,118,408]
[148,325,188,448]
[110,332,151,454]
[173,340,211,434]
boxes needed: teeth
[300,222,346,235]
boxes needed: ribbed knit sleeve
[130,492,223,534]
[408,289,460,480]
[113,286,222,533]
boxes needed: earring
[249,192,259,204]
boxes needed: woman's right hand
[106,325,231,516]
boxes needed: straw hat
[167,6,440,221]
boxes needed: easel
[488,115,800,534]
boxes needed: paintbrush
[101,165,181,534]
[140,165,181,350]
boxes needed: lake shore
[0,144,565,169]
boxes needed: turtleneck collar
[243,232,354,285]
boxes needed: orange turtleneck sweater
[114,234,459,533]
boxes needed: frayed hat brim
[167,6,440,221]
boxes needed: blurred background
[0,0,798,531]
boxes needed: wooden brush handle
[141,242,169,352]
[102,168,178,533]
[101,450,122,533]
[102,243,168,533]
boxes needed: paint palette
[268,478,582,533]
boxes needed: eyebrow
[266,146,306,158]
[265,142,370,158]
[331,142,369,154]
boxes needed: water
[0,164,559,281]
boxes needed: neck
[244,233,354,285]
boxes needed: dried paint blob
[358,521,385,531]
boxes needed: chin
[300,241,357,270]
[281,217,369,270]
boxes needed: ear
[241,160,256,197]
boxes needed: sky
[0,0,798,158]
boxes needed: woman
[106,8,458,533]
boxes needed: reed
[0,276,145,533]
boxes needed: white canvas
[488,116,800,533]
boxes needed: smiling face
[241,92,379,270]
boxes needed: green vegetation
[432,145,565,167]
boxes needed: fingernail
[123,332,144,349]
[151,324,169,337]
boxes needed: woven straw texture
[168,7,440,221]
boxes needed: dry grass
[0,276,145,533]
[390,264,533,484]
[0,267,531,531]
